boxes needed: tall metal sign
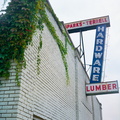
[65,16,110,70]
[65,16,119,95]
[90,25,106,83]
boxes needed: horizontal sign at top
[86,81,119,96]
[65,16,110,33]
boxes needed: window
[33,115,44,120]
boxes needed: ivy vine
[0,0,71,85]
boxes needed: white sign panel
[65,16,110,33]
[86,81,119,95]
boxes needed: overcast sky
[0,0,120,120]
[49,0,120,120]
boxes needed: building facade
[0,1,102,120]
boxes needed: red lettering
[112,84,117,89]
[91,20,94,24]
[65,25,69,28]
[102,18,107,23]
[73,24,75,27]
[96,85,101,91]
[70,24,73,28]
[86,86,90,92]
[102,18,105,22]
[86,21,89,25]
[99,19,102,23]
[104,18,107,22]
[95,19,99,23]
[89,20,91,24]
[89,20,92,25]
[108,84,111,90]
[76,23,79,27]
[93,20,96,24]
[78,22,82,26]
[90,86,94,91]
[102,85,106,90]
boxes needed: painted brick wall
[74,52,93,120]
[93,96,102,120]
[0,4,102,120]
[0,62,20,120]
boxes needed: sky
[0,0,120,120]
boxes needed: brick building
[0,0,102,120]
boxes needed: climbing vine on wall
[0,0,70,85]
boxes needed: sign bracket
[76,30,86,70]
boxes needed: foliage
[0,0,70,85]
[0,0,44,85]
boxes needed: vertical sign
[90,25,106,83]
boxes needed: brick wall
[0,62,20,120]
[93,96,102,120]
[0,4,102,120]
